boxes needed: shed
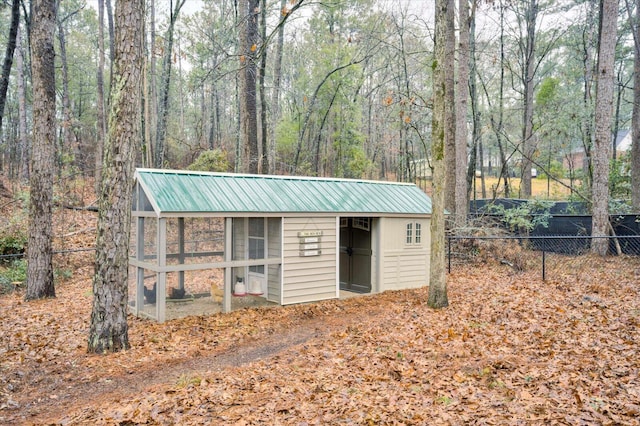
[130,168,433,322]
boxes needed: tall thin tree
[95,0,107,193]
[443,0,456,216]
[88,0,144,353]
[591,0,618,255]
[455,0,471,229]
[0,0,20,133]
[25,0,57,301]
[154,0,187,168]
[629,0,640,211]
[238,0,260,173]
[428,0,453,309]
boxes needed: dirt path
[13,307,373,425]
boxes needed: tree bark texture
[154,0,186,168]
[443,0,456,217]
[88,0,144,353]
[520,0,538,198]
[631,0,640,211]
[26,0,57,301]
[239,0,260,174]
[428,0,451,310]
[258,0,268,173]
[591,0,617,255]
[16,26,29,181]
[0,0,20,132]
[95,0,107,194]
[454,0,471,229]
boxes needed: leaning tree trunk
[591,0,618,256]
[88,0,144,353]
[0,0,20,133]
[428,0,452,310]
[26,0,57,301]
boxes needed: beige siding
[267,218,282,302]
[378,217,430,291]
[282,217,337,305]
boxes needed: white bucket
[248,278,263,295]
[233,278,246,296]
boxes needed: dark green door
[340,218,372,293]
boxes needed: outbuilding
[130,168,433,322]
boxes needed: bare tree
[630,0,640,210]
[519,0,538,198]
[0,0,20,133]
[428,0,453,309]
[95,0,107,193]
[88,0,144,353]
[26,0,57,301]
[455,0,471,228]
[591,0,618,255]
[16,25,28,181]
[154,0,187,168]
[444,0,456,216]
[238,0,260,173]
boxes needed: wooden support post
[136,216,145,316]
[224,217,232,313]
[157,218,167,323]
[178,217,185,291]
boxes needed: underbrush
[0,259,26,294]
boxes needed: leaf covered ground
[1,248,639,425]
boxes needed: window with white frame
[353,217,370,231]
[406,222,422,245]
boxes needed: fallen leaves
[1,248,640,424]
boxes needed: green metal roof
[135,168,432,216]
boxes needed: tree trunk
[257,0,268,173]
[269,0,288,174]
[57,7,80,169]
[95,0,107,194]
[88,0,144,353]
[0,0,20,133]
[428,0,451,310]
[591,0,618,255]
[26,0,57,301]
[154,0,187,168]
[238,0,260,174]
[443,0,456,217]
[455,0,470,229]
[631,0,640,211]
[520,0,538,198]
[145,0,157,167]
[16,26,28,182]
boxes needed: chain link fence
[447,235,640,281]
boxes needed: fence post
[542,249,546,281]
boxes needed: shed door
[340,218,372,293]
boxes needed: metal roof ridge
[135,167,418,187]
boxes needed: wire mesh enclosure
[447,235,640,281]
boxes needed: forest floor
[1,180,639,425]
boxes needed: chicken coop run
[130,169,433,322]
